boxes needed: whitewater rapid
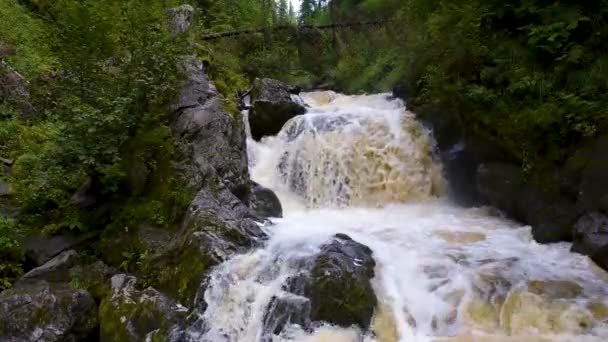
[195,92,608,342]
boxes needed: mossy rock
[99,274,187,342]
[0,282,98,341]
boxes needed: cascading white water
[195,91,608,342]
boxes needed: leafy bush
[0,217,23,291]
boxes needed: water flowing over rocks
[393,86,608,271]
[248,78,307,141]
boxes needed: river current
[193,91,608,342]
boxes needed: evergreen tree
[299,0,315,24]
[277,0,289,24]
[288,1,296,23]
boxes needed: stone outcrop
[0,282,98,342]
[249,78,306,140]
[172,56,251,198]
[166,4,195,37]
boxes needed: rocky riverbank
[393,87,608,272]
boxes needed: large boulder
[262,234,377,336]
[571,212,608,269]
[249,78,306,141]
[477,163,577,243]
[0,282,98,341]
[99,274,187,342]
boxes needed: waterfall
[186,91,608,342]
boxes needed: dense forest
[1,0,607,294]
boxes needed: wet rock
[571,212,608,269]
[526,280,582,299]
[249,78,306,140]
[477,162,576,243]
[434,231,486,245]
[23,231,99,266]
[99,274,187,342]
[0,282,98,341]
[16,250,79,286]
[172,56,250,196]
[271,234,378,332]
[262,294,312,339]
[166,4,194,37]
[247,181,283,218]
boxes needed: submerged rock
[249,78,306,140]
[477,162,576,243]
[263,234,377,335]
[99,274,187,342]
[0,282,98,341]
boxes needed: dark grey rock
[23,231,99,266]
[248,182,282,218]
[572,212,608,268]
[262,294,311,339]
[16,250,79,286]
[577,134,608,214]
[477,162,577,243]
[0,282,98,342]
[249,78,306,140]
[100,274,188,342]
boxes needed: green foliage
[0,0,187,236]
[0,217,23,291]
[0,0,55,76]
[302,0,608,173]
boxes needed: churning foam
[194,91,608,342]
[250,92,445,208]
